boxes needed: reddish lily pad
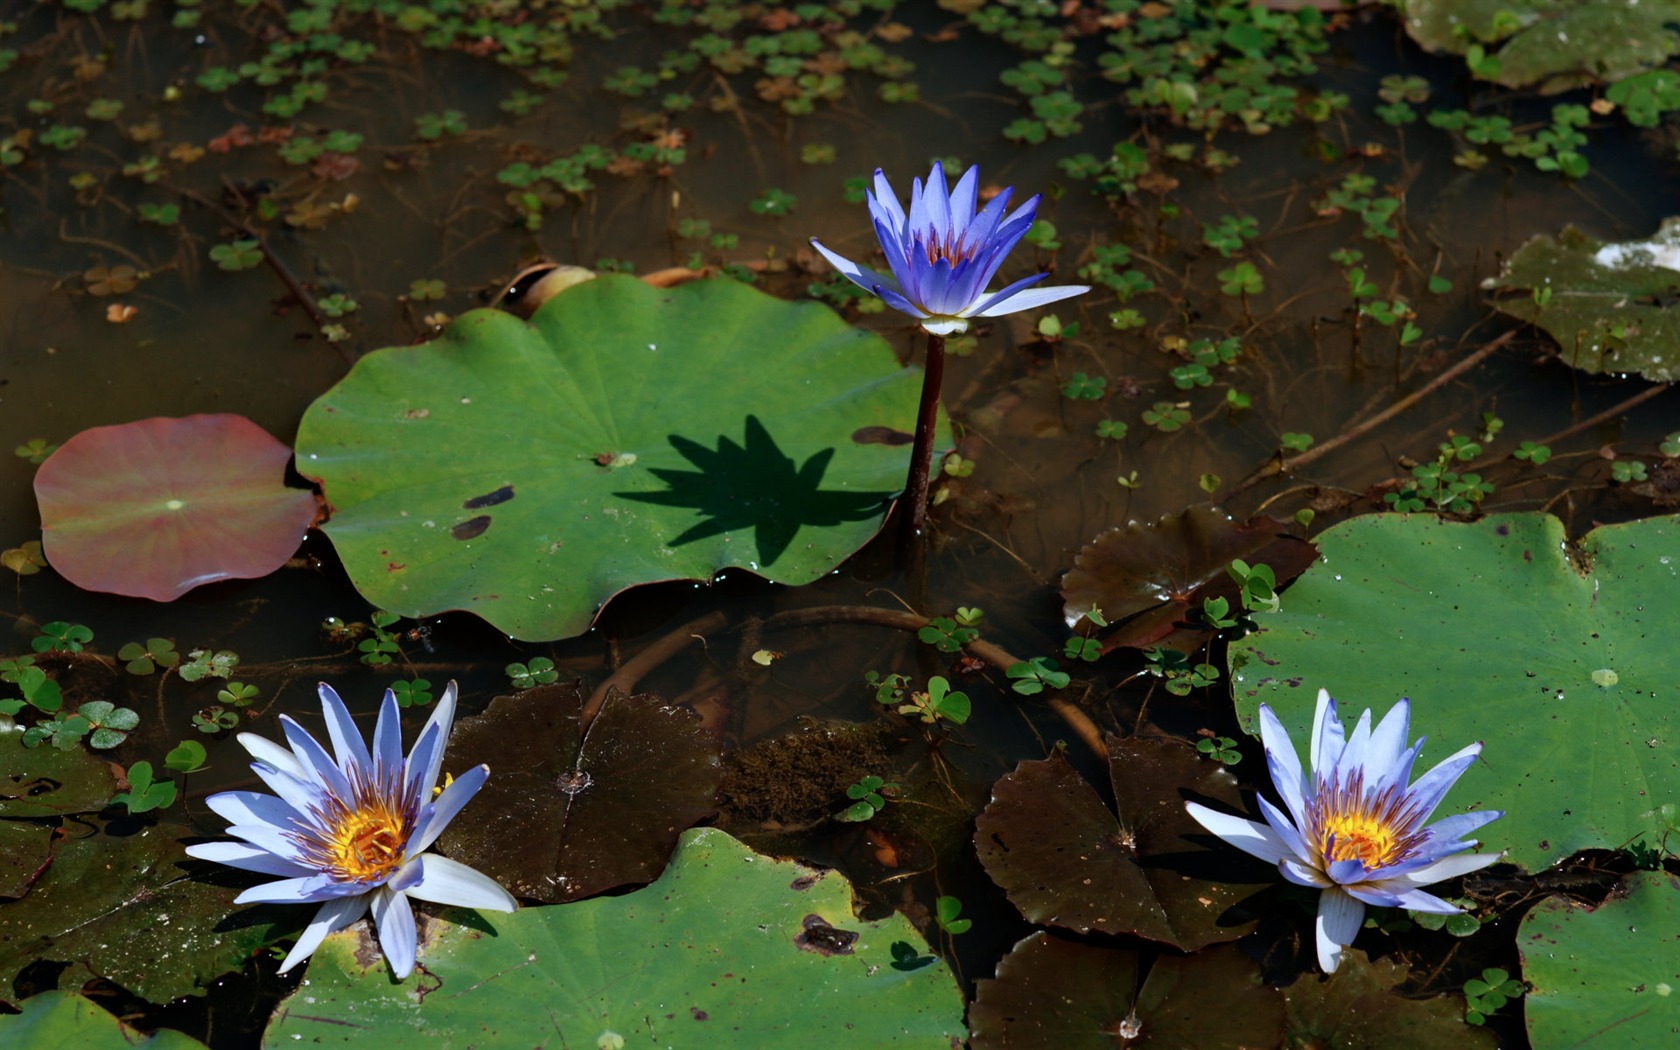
[974,740,1267,951]
[969,934,1284,1049]
[437,680,722,903]
[34,414,320,601]
[1060,506,1316,652]
[1283,951,1497,1049]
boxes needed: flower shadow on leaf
[616,415,894,568]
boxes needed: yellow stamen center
[318,798,408,882]
[1318,810,1402,868]
[1306,771,1422,873]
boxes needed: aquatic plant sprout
[809,163,1089,336]
[184,682,516,978]
[1186,689,1503,973]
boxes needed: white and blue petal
[1257,704,1309,828]
[372,884,419,980]
[319,682,373,775]
[1315,886,1365,973]
[401,854,519,912]
[185,841,315,878]
[1185,802,1295,865]
[278,894,370,975]
[408,764,489,857]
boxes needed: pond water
[2,1,1678,1047]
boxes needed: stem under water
[901,331,946,541]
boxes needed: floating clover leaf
[164,739,207,773]
[1006,656,1069,695]
[118,637,179,675]
[1142,401,1190,432]
[897,675,971,725]
[15,437,58,464]
[414,109,466,140]
[840,775,892,821]
[1463,968,1523,1025]
[209,239,262,271]
[1061,372,1106,400]
[32,621,92,653]
[917,616,978,653]
[935,895,971,936]
[506,657,558,689]
[177,648,238,682]
[2,541,46,576]
[389,678,432,707]
[215,681,259,706]
[112,760,176,813]
[77,701,139,749]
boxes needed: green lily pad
[0,823,286,1004]
[973,741,1267,951]
[1484,219,1680,381]
[34,414,321,602]
[1282,951,1498,1050]
[437,680,722,903]
[1521,870,1680,1049]
[1229,512,1680,873]
[0,991,208,1049]
[296,276,926,641]
[0,728,117,818]
[263,827,964,1047]
[969,934,1284,1049]
[1401,0,1680,93]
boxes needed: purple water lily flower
[1186,689,1502,973]
[810,162,1088,336]
[185,682,515,979]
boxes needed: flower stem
[901,331,946,540]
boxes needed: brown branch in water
[171,183,346,363]
[1223,329,1519,501]
[1532,382,1669,449]
[583,602,1109,760]
[581,611,729,724]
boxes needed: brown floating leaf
[1283,951,1497,1049]
[1060,505,1316,652]
[974,739,1269,951]
[438,680,722,903]
[969,933,1285,1049]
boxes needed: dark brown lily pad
[974,739,1269,951]
[969,933,1285,1049]
[0,823,286,1005]
[438,680,722,903]
[1283,951,1497,1049]
[1060,506,1316,652]
[0,820,53,900]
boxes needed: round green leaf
[34,415,321,602]
[263,827,964,1047]
[0,991,208,1049]
[1229,512,1680,873]
[1522,870,1680,1049]
[295,276,924,641]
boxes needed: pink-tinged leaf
[34,414,320,602]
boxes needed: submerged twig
[1223,329,1518,501]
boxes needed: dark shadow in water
[617,415,894,568]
